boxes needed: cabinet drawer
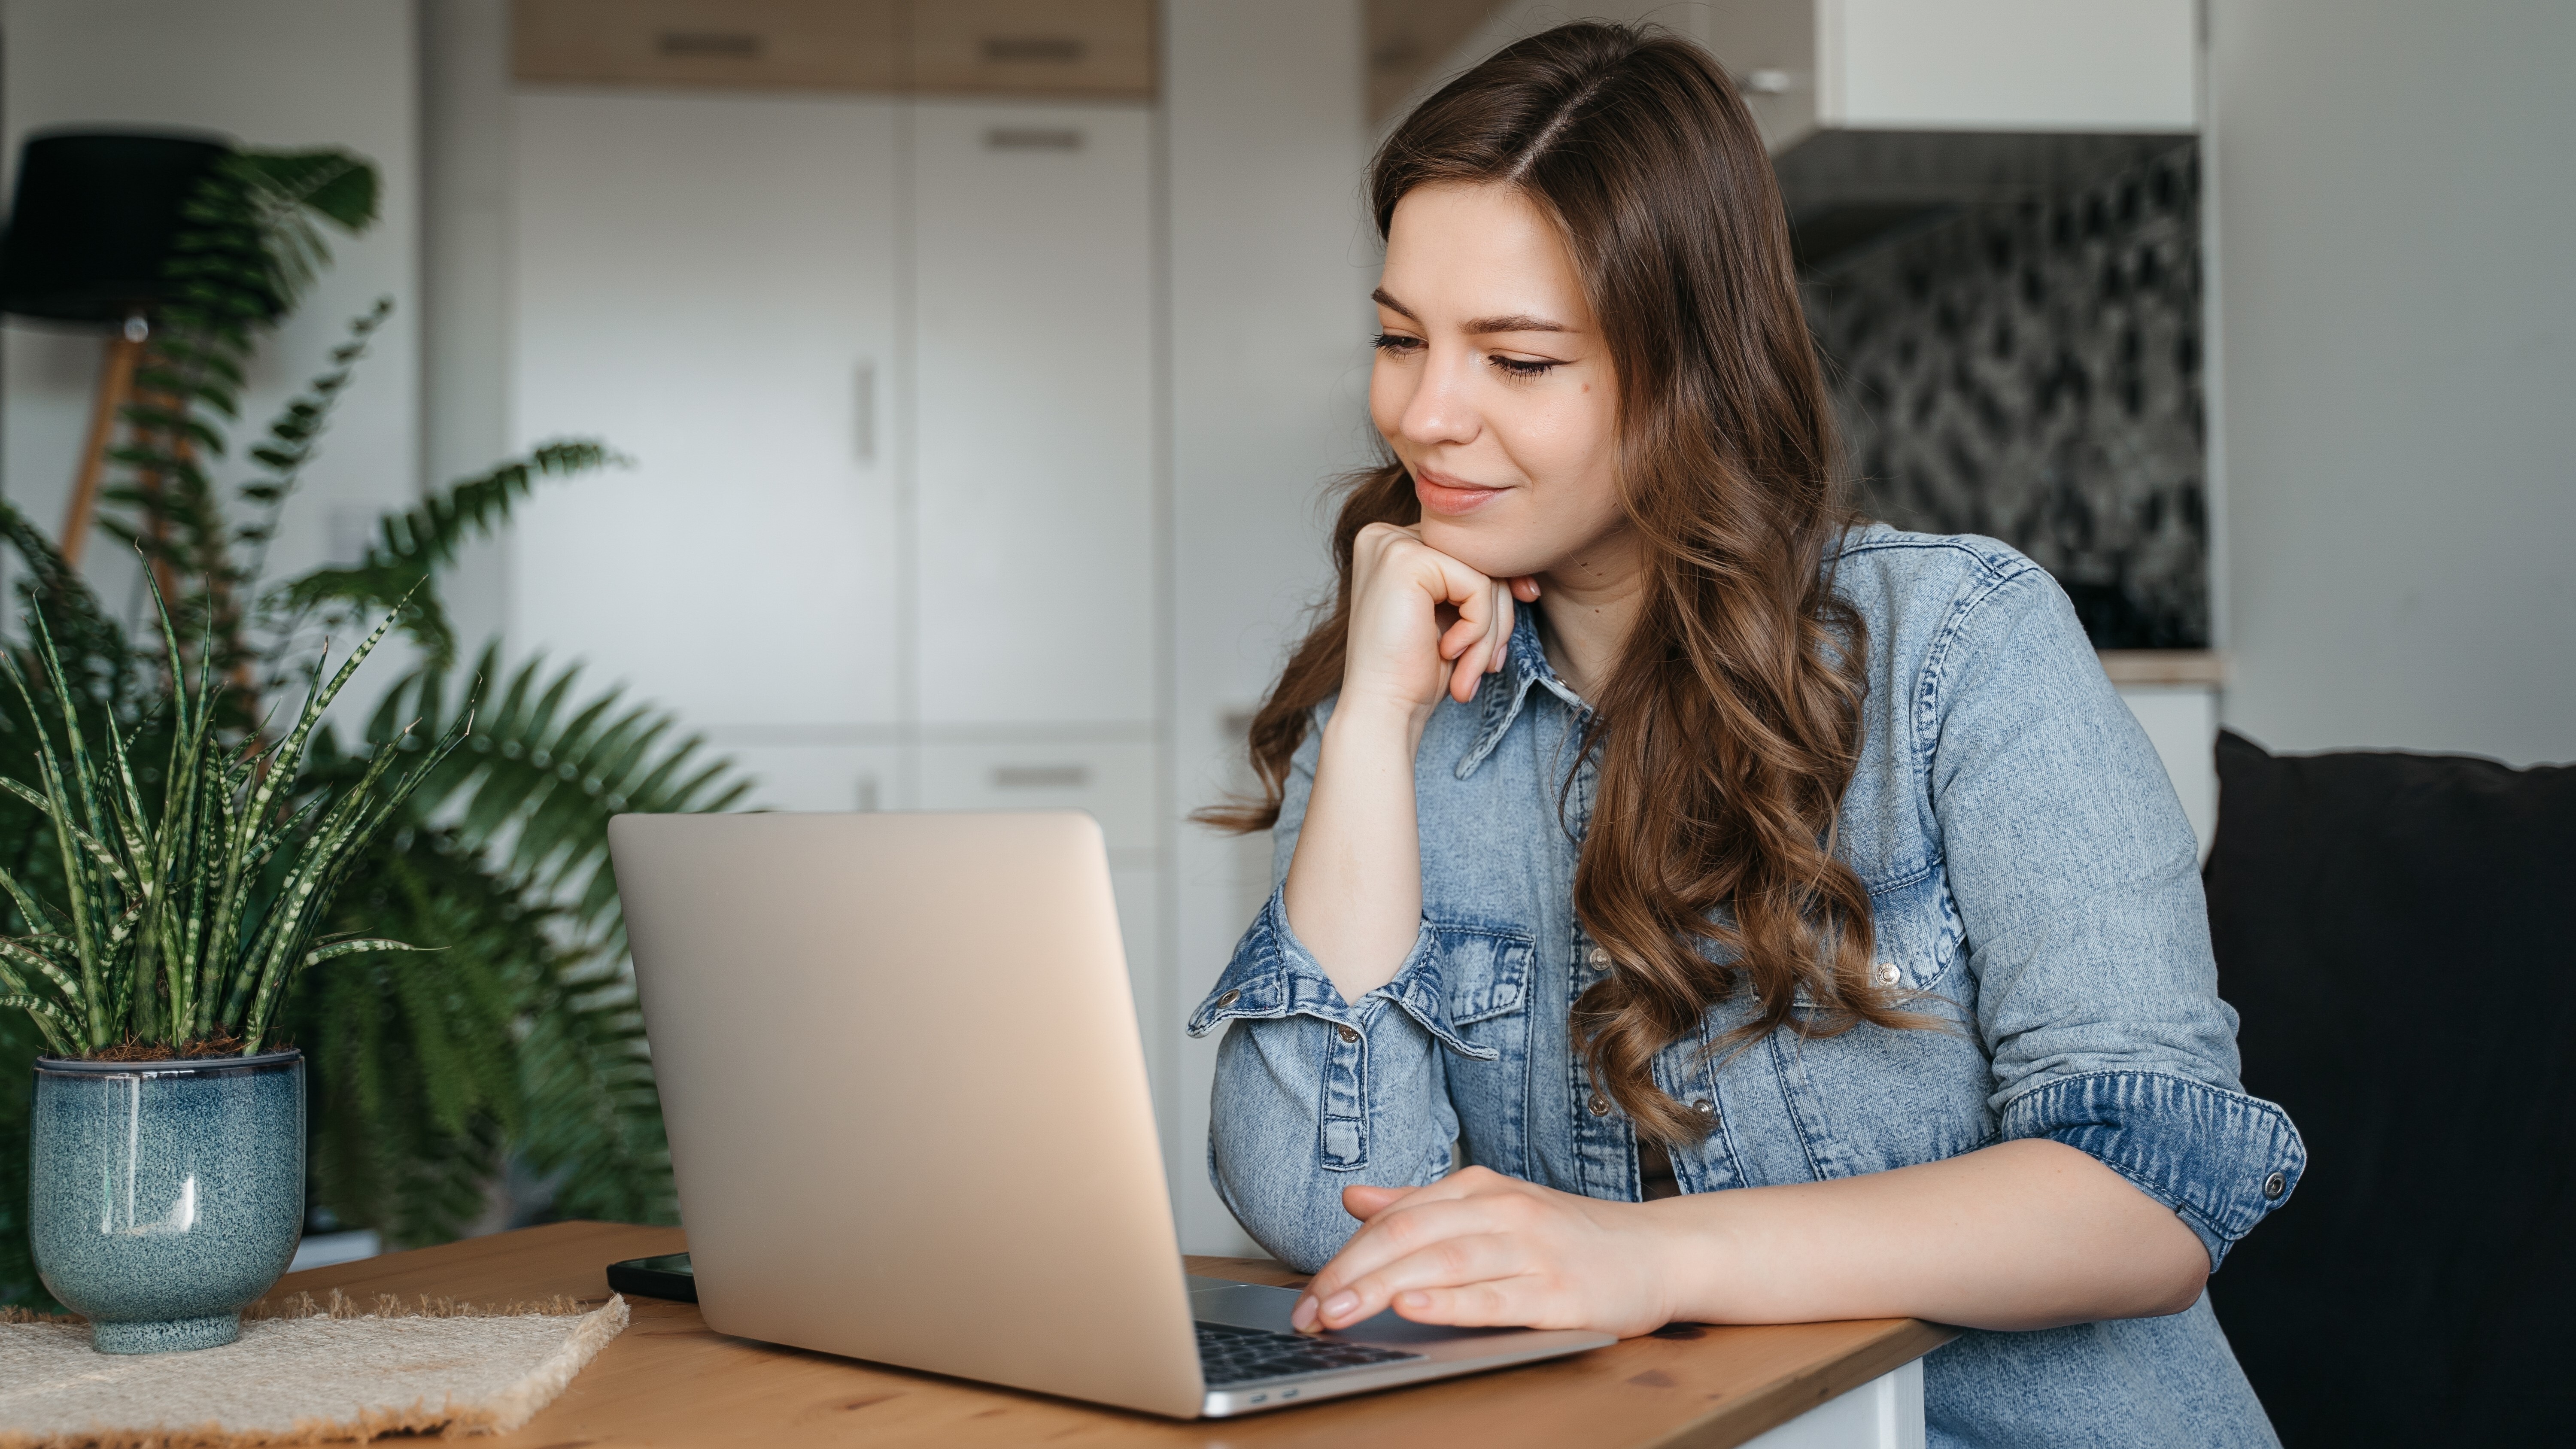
[513,0,1151,98]
[514,0,900,91]
[917,740,1158,853]
[713,743,909,814]
[911,0,1155,99]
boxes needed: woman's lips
[1413,468,1507,515]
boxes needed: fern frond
[364,648,750,948]
[269,442,619,670]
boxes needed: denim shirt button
[1587,1092,1611,1117]
[1335,1024,1360,1043]
[1874,962,1902,987]
[1215,989,1240,1009]
[2263,1170,2287,1200]
[1586,947,1609,971]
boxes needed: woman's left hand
[1289,1166,1688,1338]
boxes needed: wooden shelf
[2098,650,2226,687]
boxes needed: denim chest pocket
[1424,923,1534,1179]
[1437,926,1532,1028]
[1781,869,1964,1011]
[1759,868,1986,1182]
[1862,867,1965,994]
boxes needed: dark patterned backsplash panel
[1801,143,2207,649]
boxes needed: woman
[1191,22,2302,1447]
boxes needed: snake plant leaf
[301,939,431,969]
[0,645,107,1036]
[0,142,729,1297]
[0,997,75,1055]
[0,941,79,1016]
[0,865,66,937]
[0,781,137,894]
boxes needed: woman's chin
[1417,520,1541,580]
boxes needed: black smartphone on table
[606,1252,697,1302]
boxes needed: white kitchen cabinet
[720,742,911,813]
[509,96,1159,738]
[1704,0,2198,149]
[506,85,1166,1007]
[917,738,1160,853]
[509,92,904,730]
[911,100,1157,729]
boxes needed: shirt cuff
[1999,1069,2307,1269]
[1187,884,1497,1060]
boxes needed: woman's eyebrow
[1464,313,1571,335]
[1371,287,1574,337]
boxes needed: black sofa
[2204,729,2576,1445]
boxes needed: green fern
[373,648,749,948]
[289,817,535,1246]
[106,151,381,682]
[275,441,623,671]
[0,141,750,1298]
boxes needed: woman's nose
[1398,349,1481,448]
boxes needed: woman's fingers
[1340,1183,1410,1221]
[1303,1233,1531,1331]
[1437,576,1515,702]
[1338,1166,1510,1225]
[1391,1279,1528,1327]
[1457,580,1513,700]
[1301,1185,1539,1327]
[1343,520,1526,714]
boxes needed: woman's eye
[1371,332,1424,355]
[1490,355,1561,378]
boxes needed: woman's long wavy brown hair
[1202,22,1913,1143]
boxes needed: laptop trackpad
[1186,1276,1520,1347]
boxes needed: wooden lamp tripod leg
[60,313,149,568]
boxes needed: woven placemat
[0,1289,629,1447]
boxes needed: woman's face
[1369,182,1626,583]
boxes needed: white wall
[0,0,419,637]
[1823,0,2195,134]
[1164,0,1372,1255]
[2210,0,2576,767]
[420,0,513,652]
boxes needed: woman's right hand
[1339,523,1538,729]
[1287,525,1538,1002]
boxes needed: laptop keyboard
[1195,1320,1425,1387]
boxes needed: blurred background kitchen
[0,0,2567,1291]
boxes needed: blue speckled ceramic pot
[30,1049,305,1354]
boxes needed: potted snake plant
[0,594,461,1353]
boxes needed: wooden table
[258,1221,1953,1447]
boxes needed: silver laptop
[609,811,1614,1418]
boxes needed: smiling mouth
[1413,468,1506,515]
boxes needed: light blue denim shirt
[1191,526,2303,1449]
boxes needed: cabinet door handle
[992,764,1089,789]
[981,35,1085,63]
[657,30,761,59]
[984,127,1083,152]
[854,360,875,462]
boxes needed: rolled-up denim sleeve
[1924,565,2306,1269]
[1188,704,1472,1273]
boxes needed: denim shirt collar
[1456,607,1589,780]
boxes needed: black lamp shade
[0,131,231,325]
